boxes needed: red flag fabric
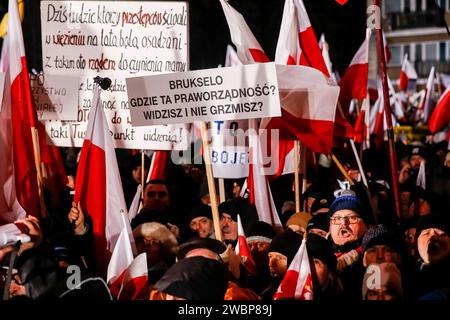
[273,239,313,300]
[149,151,167,181]
[276,0,329,77]
[109,253,148,300]
[260,65,339,154]
[334,113,356,138]
[8,0,39,217]
[236,214,257,276]
[338,29,371,112]
[335,0,349,5]
[74,85,134,277]
[398,54,417,92]
[219,0,270,64]
[429,87,450,133]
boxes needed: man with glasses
[327,190,372,300]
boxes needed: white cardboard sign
[30,73,79,120]
[126,62,281,126]
[40,1,189,150]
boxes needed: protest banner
[125,62,281,126]
[210,119,249,179]
[30,73,79,121]
[40,0,188,150]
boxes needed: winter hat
[286,212,312,230]
[362,262,403,300]
[246,221,276,244]
[310,198,330,215]
[188,203,213,223]
[408,144,428,160]
[218,200,238,222]
[133,222,178,260]
[269,230,303,265]
[155,256,228,300]
[306,233,337,272]
[327,191,367,224]
[306,213,329,233]
[415,214,450,241]
[361,224,401,253]
[176,237,227,260]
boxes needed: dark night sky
[1,0,367,76]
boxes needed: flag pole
[141,151,145,200]
[374,0,401,221]
[30,128,48,218]
[218,178,226,203]
[300,142,308,211]
[200,121,222,241]
[294,140,300,212]
[331,154,355,186]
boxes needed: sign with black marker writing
[126,63,281,125]
[30,73,79,120]
[40,1,188,150]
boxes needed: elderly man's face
[220,213,237,241]
[329,209,367,245]
[248,240,270,267]
[268,252,288,278]
[417,228,450,265]
[143,183,170,212]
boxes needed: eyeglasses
[330,215,360,225]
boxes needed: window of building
[404,44,411,58]
[440,42,447,62]
[389,45,402,66]
[385,0,402,13]
[425,42,437,61]
[415,43,422,61]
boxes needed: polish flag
[248,119,282,228]
[338,29,371,112]
[334,113,356,139]
[7,0,39,218]
[319,34,334,82]
[420,67,436,123]
[235,214,257,276]
[224,44,242,67]
[276,0,329,77]
[109,253,149,300]
[260,65,340,154]
[398,54,417,92]
[74,86,135,278]
[219,0,269,64]
[335,0,349,5]
[148,151,167,181]
[0,37,26,224]
[273,239,313,300]
[354,98,371,149]
[428,87,450,133]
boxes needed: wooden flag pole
[141,151,145,200]
[300,142,308,211]
[31,128,48,218]
[375,0,402,220]
[200,122,222,241]
[218,178,226,203]
[294,140,300,212]
[331,153,355,186]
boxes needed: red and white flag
[235,214,257,276]
[398,54,417,92]
[275,0,329,76]
[74,86,135,278]
[273,238,313,300]
[319,34,335,82]
[335,0,349,5]
[219,0,269,64]
[148,151,167,182]
[7,0,39,218]
[247,119,282,228]
[338,28,371,112]
[224,44,242,67]
[428,87,450,133]
[260,65,340,154]
[109,252,149,300]
[420,66,436,123]
[0,37,26,224]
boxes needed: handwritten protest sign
[41,1,188,150]
[126,62,281,126]
[30,74,79,120]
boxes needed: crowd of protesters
[1,131,449,301]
